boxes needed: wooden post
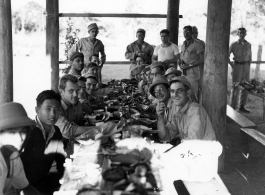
[0,0,13,104]
[166,0,180,45]
[46,0,59,92]
[254,45,263,80]
[203,0,232,172]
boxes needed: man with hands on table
[156,76,216,141]
[56,74,100,156]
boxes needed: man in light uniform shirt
[229,27,252,113]
[179,25,204,102]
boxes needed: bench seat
[226,105,256,128]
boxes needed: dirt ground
[220,93,265,195]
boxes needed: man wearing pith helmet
[125,28,154,64]
[68,23,106,84]
[156,75,216,141]
[164,67,182,81]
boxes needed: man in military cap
[125,28,154,64]
[150,62,164,82]
[68,52,84,78]
[164,67,182,81]
[68,23,106,84]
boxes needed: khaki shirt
[68,37,106,64]
[229,40,252,62]
[160,100,216,142]
[180,38,204,65]
[0,151,29,194]
[125,41,154,64]
[55,99,85,139]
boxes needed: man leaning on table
[156,76,216,141]
[55,74,100,156]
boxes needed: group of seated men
[0,23,216,195]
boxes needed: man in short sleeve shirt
[179,25,204,102]
[152,29,180,70]
[229,28,252,112]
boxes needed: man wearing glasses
[156,76,216,141]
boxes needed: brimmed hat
[150,62,164,71]
[69,52,84,61]
[165,67,182,77]
[87,23,98,32]
[149,75,169,97]
[136,28,146,35]
[83,72,98,81]
[169,76,191,89]
[142,65,151,73]
[0,102,35,131]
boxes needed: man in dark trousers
[229,27,252,112]
[21,90,66,195]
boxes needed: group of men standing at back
[126,25,205,103]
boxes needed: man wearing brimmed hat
[0,102,40,195]
[229,27,252,113]
[178,25,205,103]
[125,28,154,64]
[164,67,182,81]
[149,75,171,109]
[156,76,216,141]
[68,23,106,84]
[56,74,100,156]
[152,29,180,69]
[68,52,84,78]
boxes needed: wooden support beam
[59,13,183,18]
[203,0,232,172]
[59,61,131,65]
[254,45,263,79]
[166,0,180,45]
[46,0,59,93]
[0,0,13,104]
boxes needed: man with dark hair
[68,52,84,78]
[82,62,98,78]
[152,29,180,69]
[229,27,252,113]
[87,54,103,83]
[156,76,216,141]
[56,74,100,156]
[179,25,205,102]
[125,28,154,64]
[20,90,66,195]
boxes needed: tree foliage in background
[61,18,80,74]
